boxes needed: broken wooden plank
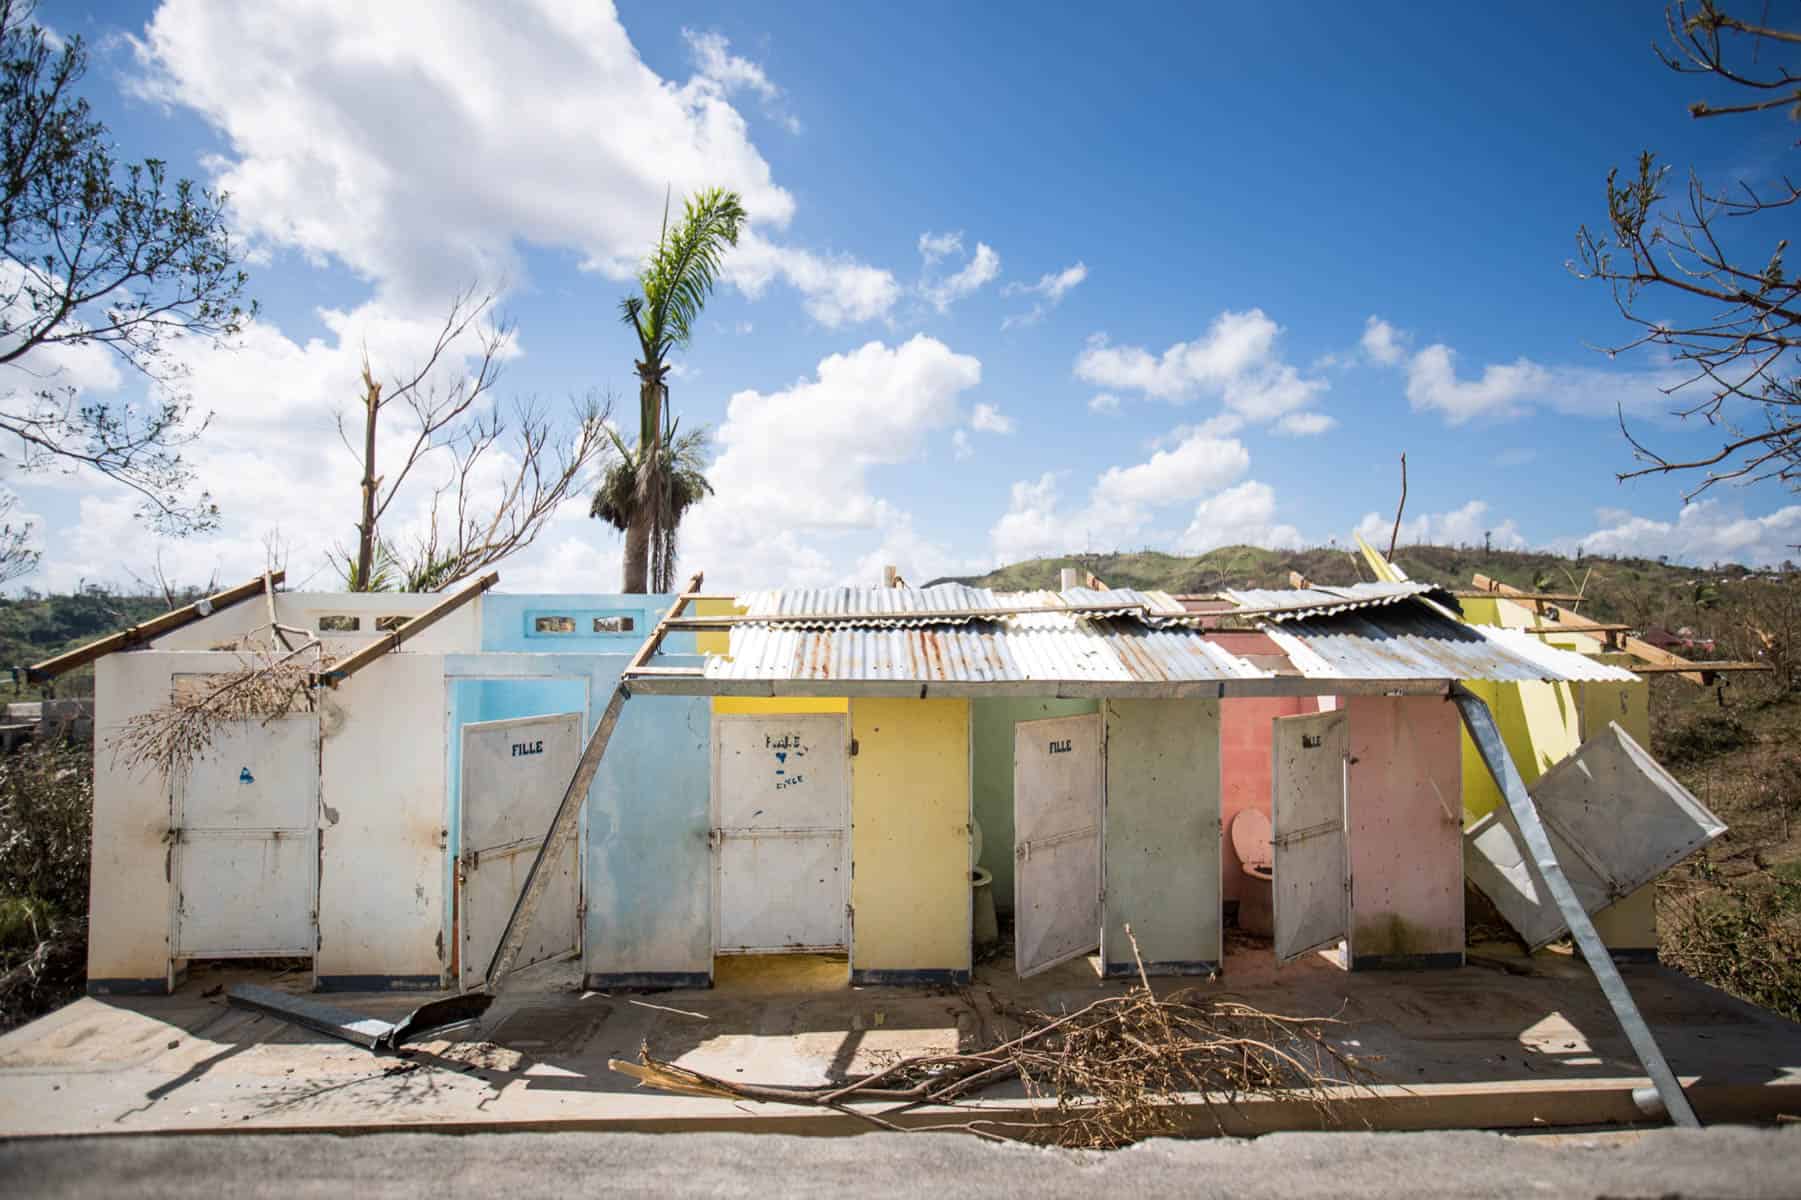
[315,572,497,687]
[1518,624,1631,636]
[25,571,287,682]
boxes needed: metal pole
[1451,686,1699,1127]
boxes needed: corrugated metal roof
[1220,581,1454,622]
[1260,608,1640,684]
[697,584,1635,688]
[705,608,1271,684]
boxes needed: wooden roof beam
[25,571,287,683]
[315,572,498,687]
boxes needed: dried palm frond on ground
[611,931,1381,1148]
[107,641,329,785]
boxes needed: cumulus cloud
[1088,393,1121,414]
[1178,481,1302,554]
[1360,315,1407,366]
[682,27,799,132]
[969,403,1015,435]
[921,240,1000,313]
[1403,345,1550,424]
[1275,411,1336,436]
[1091,432,1249,510]
[1556,501,1801,567]
[680,335,984,588]
[1352,500,1525,552]
[727,229,901,327]
[1001,261,1087,329]
[1073,309,1329,427]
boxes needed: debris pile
[613,938,1378,1147]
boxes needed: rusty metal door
[459,712,582,990]
[1014,713,1102,977]
[712,714,850,953]
[173,715,319,959]
[1271,710,1348,963]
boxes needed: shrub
[0,739,93,1030]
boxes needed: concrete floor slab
[1,941,1797,1139]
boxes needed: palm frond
[628,187,747,364]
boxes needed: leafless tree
[334,286,612,592]
[1571,2,1798,499]
[0,491,35,585]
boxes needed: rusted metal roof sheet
[1260,609,1640,684]
[705,609,1270,684]
[1220,581,1454,622]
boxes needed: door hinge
[707,828,722,850]
[849,738,859,757]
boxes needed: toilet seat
[1230,809,1274,877]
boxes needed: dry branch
[610,930,1380,1148]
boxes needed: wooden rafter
[25,571,288,683]
[315,572,498,687]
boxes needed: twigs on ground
[610,929,1380,1148]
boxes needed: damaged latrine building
[70,573,1720,1001]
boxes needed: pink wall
[1219,692,1318,902]
[1344,695,1464,966]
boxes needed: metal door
[173,715,319,958]
[1014,713,1102,977]
[459,712,582,990]
[712,714,850,952]
[1271,710,1348,963]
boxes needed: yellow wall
[849,697,971,979]
[692,596,741,657]
[713,697,849,714]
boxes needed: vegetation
[1,0,255,557]
[606,187,744,593]
[335,287,611,594]
[0,737,92,1029]
[1572,2,1799,498]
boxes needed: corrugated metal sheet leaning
[687,585,1634,689]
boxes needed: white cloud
[726,229,900,327]
[1557,500,1801,567]
[1276,411,1336,436]
[1092,431,1249,509]
[1001,261,1087,329]
[917,231,963,265]
[1404,344,1549,424]
[1352,500,1524,552]
[1360,315,1408,366]
[1178,481,1302,554]
[1088,393,1120,414]
[969,403,1015,435]
[951,429,973,460]
[680,336,983,589]
[1073,309,1329,427]
[681,28,799,133]
[922,242,1000,314]
[990,472,1067,563]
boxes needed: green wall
[971,696,1100,913]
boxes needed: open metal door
[1014,713,1102,977]
[459,712,583,990]
[173,714,319,959]
[711,714,850,953]
[1466,722,1726,949]
[1271,710,1347,963]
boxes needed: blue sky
[8,0,1799,594]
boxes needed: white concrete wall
[153,591,482,658]
[88,647,451,992]
[88,651,249,990]
[316,653,449,988]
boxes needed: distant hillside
[0,586,206,696]
[931,544,1778,629]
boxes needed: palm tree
[607,187,746,593]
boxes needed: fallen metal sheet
[227,984,493,1052]
[1466,722,1726,950]
[1453,689,1699,1128]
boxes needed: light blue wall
[444,628,711,987]
[480,592,698,655]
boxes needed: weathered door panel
[1466,722,1726,949]
[1272,710,1347,963]
[1014,713,1102,977]
[173,715,319,958]
[712,714,850,953]
[460,712,582,990]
